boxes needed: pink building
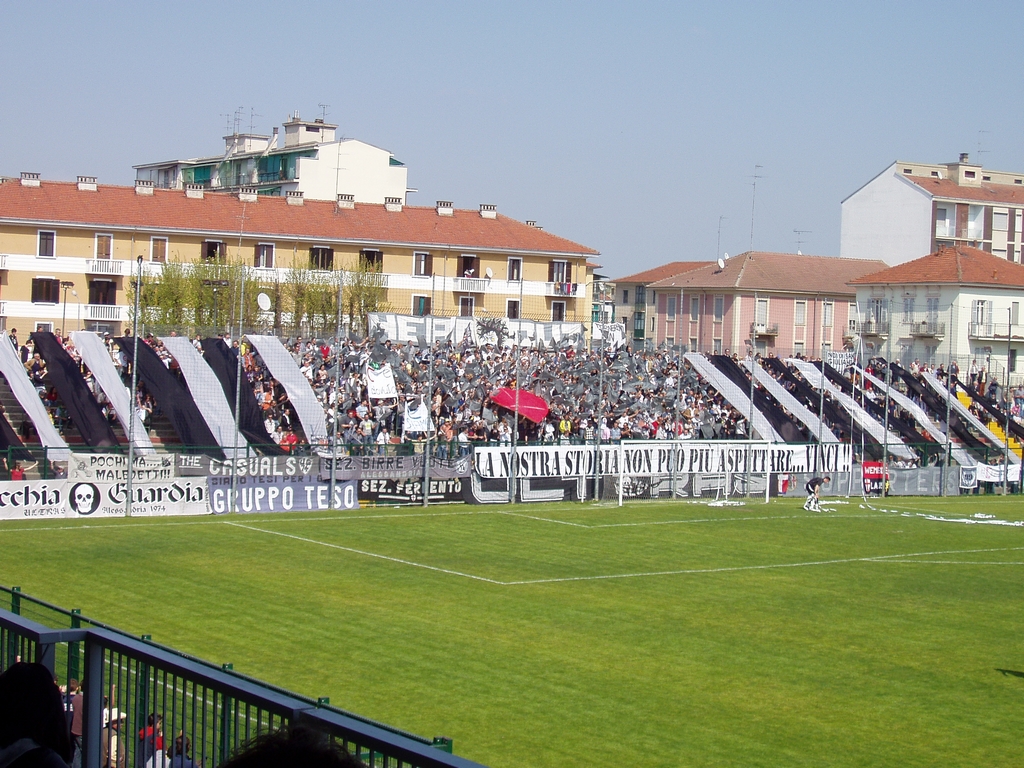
[648,252,887,356]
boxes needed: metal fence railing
[0,587,483,768]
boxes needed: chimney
[384,196,403,212]
[286,190,304,206]
[238,187,258,203]
[479,204,497,219]
[77,176,98,191]
[336,193,355,209]
[135,179,155,196]
[960,152,969,163]
[436,200,454,217]
[525,220,537,227]
[20,172,40,188]
[185,183,205,199]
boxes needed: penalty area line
[223,522,505,584]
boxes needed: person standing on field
[803,475,830,512]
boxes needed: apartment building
[647,252,887,356]
[841,153,1024,265]
[134,113,410,204]
[0,174,597,335]
[849,245,1024,385]
[612,262,712,346]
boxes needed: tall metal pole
[228,268,246,514]
[881,297,892,498]
[126,255,143,518]
[943,303,954,496]
[423,276,435,508]
[330,270,345,509]
[747,339,755,498]
[509,276,524,503]
[1004,307,1012,496]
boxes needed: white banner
[592,322,626,348]
[69,454,177,483]
[368,312,585,348]
[474,440,853,480]
[0,479,209,520]
[973,463,1021,483]
[366,362,398,399]
[403,400,433,433]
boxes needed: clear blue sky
[2,1,1022,277]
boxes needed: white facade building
[850,246,1024,386]
[841,154,1024,265]
[134,113,410,205]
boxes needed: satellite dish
[717,258,725,270]
[485,267,493,279]
[257,292,272,311]
[723,252,730,260]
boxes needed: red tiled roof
[0,180,598,256]
[850,245,1024,287]
[906,176,1024,205]
[613,261,712,284]
[649,252,887,296]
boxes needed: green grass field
[3,495,1024,767]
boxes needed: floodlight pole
[1004,307,1012,496]
[423,275,435,508]
[126,255,143,518]
[943,303,954,497]
[330,270,345,509]
[747,338,755,498]
[881,297,892,498]
[228,268,246,515]
[509,275,523,504]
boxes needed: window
[310,246,334,270]
[650,315,655,332]
[935,207,950,238]
[255,243,275,269]
[203,241,226,262]
[755,298,768,326]
[967,205,984,240]
[1012,301,1020,326]
[360,249,384,271]
[667,296,676,319]
[552,301,566,322]
[713,296,724,322]
[413,251,433,277]
[37,231,55,258]
[926,296,939,319]
[88,280,116,305]
[666,337,674,346]
[95,234,112,259]
[459,296,474,317]
[622,289,629,305]
[458,254,479,278]
[794,301,806,326]
[31,278,60,304]
[412,295,431,316]
[869,297,888,323]
[690,296,699,321]
[823,341,832,352]
[794,341,804,356]
[689,337,697,351]
[548,260,570,284]
[507,299,520,319]
[151,237,167,263]
[1010,349,1018,373]
[507,258,522,282]
[965,170,976,179]
[902,297,915,322]
[822,300,834,327]
[633,313,645,333]
[993,211,1009,231]
[713,338,722,353]
[635,286,646,305]
[34,322,53,333]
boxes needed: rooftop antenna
[717,216,726,263]
[220,112,233,136]
[318,103,331,121]
[230,106,244,135]
[794,229,811,252]
[248,108,262,134]
[749,164,763,251]
[977,129,990,161]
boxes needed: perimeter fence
[0,586,483,768]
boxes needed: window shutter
[566,263,572,284]
[548,261,555,282]
[425,253,433,275]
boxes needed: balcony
[0,301,6,316]
[853,318,890,337]
[85,304,125,322]
[969,322,1023,340]
[546,282,580,297]
[86,259,128,276]
[0,254,7,270]
[454,277,487,293]
[750,322,779,337]
[904,319,946,338]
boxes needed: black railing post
[81,635,104,768]
[10,586,21,614]
[35,640,55,673]
[219,664,234,764]
[69,608,82,682]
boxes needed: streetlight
[60,281,75,339]
[126,255,143,518]
[202,279,230,333]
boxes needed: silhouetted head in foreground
[0,662,73,764]
[221,726,363,768]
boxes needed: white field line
[498,511,883,529]
[875,561,1024,565]
[225,522,1024,586]
[223,522,505,584]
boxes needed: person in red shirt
[281,430,298,453]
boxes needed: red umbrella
[490,387,550,423]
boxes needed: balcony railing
[454,277,487,293]
[969,322,1021,339]
[0,301,6,316]
[85,304,124,322]
[0,254,7,269]
[750,322,779,337]
[546,282,579,297]
[85,259,128,276]
[853,318,890,336]
[904,319,946,337]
